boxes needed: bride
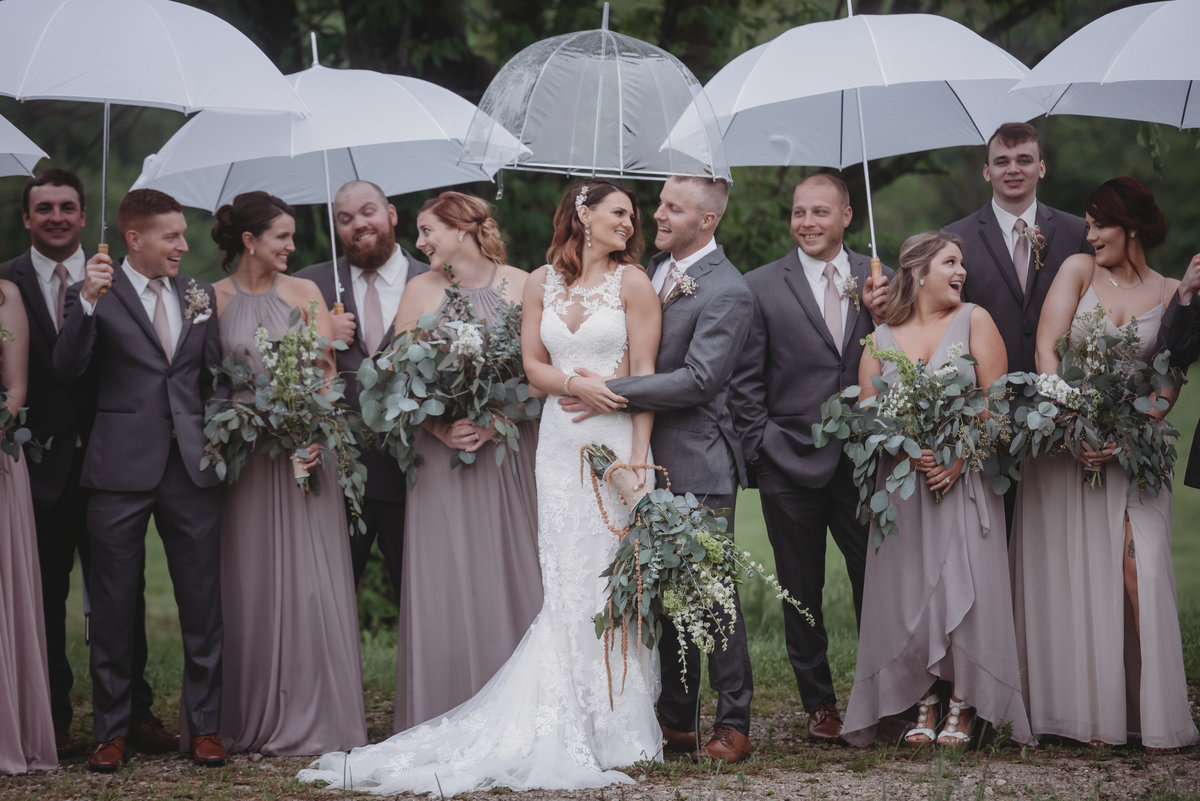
[298,178,664,794]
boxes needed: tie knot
[146,279,166,298]
[823,262,838,281]
[53,262,69,282]
[363,270,379,286]
[1014,218,1027,235]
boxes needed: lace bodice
[540,265,629,377]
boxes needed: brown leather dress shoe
[87,736,128,773]
[693,724,753,763]
[54,727,73,756]
[807,700,844,741]
[129,718,180,754]
[190,733,228,766]
[661,724,699,752]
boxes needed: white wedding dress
[298,264,662,794]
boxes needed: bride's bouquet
[582,443,809,701]
[202,301,368,531]
[357,284,541,486]
[1006,305,1180,494]
[815,339,1012,547]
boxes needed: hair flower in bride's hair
[574,184,589,210]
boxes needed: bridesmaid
[0,278,56,774]
[841,232,1033,748]
[390,191,543,731]
[1012,177,1198,751]
[209,192,367,755]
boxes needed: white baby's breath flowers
[448,322,485,363]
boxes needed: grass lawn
[12,382,1198,799]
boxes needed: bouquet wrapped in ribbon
[357,285,541,487]
[202,302,368,531]
[582,443,808,701]
[1006,305,1180,493]
[815,340,1012,548]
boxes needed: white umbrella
[0,112,47,177]
[690,9,1046,271]
[134,35,522,306]
[1012,0,1200,128]
[0,0,306,247]
[460,3,728,181]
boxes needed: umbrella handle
[870,257,881,282]
[96,243,109,295]
[333,302,345,314]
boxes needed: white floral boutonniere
[838,274,861,311]
[664,266,697,303]
[183,279,212,324]
[1023,224,1047,271]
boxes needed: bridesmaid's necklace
[1108,269,1144,289]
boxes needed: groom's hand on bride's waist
[560,367,623,421]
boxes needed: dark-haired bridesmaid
[208,192,366,755]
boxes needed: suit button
[1024,329,1032,336]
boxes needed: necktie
[1013,218,1030,293]
[823,262,843,354]
[53,262,70,331]
[657,260,677,302]
[146,280,173,362]
[361,271,384,352]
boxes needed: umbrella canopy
[1012,0,1200,129]
[0,112,48,177]
[460,6,728,181]
[132,63,517,212]
[701,13,1045,169]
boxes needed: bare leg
[1123,514,1140,640]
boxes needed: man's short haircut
[334,179,389,209]
[117,189,183,238]
[986,122,1041,161]
[669,175,730,219]
[796,172,851,209]
[22,168,86,215]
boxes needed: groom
[54,189,226,771]
[563,176,755,762]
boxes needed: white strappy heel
[936,697,973,747]
[904,692,939,744]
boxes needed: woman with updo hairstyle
[207,190,367,755]
[841,231,1031,749]
[388,190,544,732]
[1012,177,1198,750]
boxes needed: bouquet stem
[291,449,311,492]
[1083,467,1103,489]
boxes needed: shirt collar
[29,245,86,280]
[351,245,404,286]
[992,198,1038,234]
[669,239,718,274]
[797,246,849,283]
[121,261,174,297]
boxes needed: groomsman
[1158,254,1200,488]
[0,169,169,756]
[567,176,756,761]
[296,180,428,596]
[54,189,226,771]
[729,173,889,742]
[944,122,1090,374]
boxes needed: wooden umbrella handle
[870,257,882,282]
[333,302,345,314]
[97,243,109,295]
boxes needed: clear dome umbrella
[460,3,729,182]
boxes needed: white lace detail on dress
[297,260,661,795]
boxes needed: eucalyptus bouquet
[582,443,809,700]
[202,302,368,531]
[1007,305,1180,493]
[357,285,541,486]
[814,340,1012,547]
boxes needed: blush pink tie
[1013,218,1030,293]
[361,271,384,352]
[146,280,173,362]
[823,262,843,354]
[53,262,70,331]
[657,260,677,303]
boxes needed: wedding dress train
[298,264,662,794]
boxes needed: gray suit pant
[87,443,222,741]
[656,490,754,736]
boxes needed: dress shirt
[651,238,718,295]
[30,246,86,330]
[798,246,851,321]
[350,245,409,334]
[83,262,181,353]
[992,199,1039,260]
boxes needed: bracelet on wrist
[563,372,576,396]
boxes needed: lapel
[842,250,871,352]
[169,273,195,361]
[976,205,1025,304]
[10,252,57,345]
[110,261,166,358]
[781,249,841,356]
[661,246,721,309]
[1026,204,1059,298]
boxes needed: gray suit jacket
[1158,297,1200,488]
[945,202,1089,374]
[607,246,751,495]
[294,250,428,501]
[729,248,889,491]
[53,263,223,492]
[0,250,98,504]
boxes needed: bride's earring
[585,223,592,247]
[918,278,925,286]
[457,231,465,243]
[249,248,255,256]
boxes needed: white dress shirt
[992,199,1038,260]
[651,238,718,295]
[798,246,851,320]
[83,263,182,353]
[350,245,410,331]
[29,246,86,331]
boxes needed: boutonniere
[1023,224,1047,271]
[183,279,212,324]
[838,274,861,311]
[664,266,698,303]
